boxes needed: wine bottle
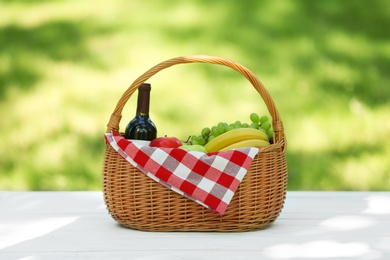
[124,83,157,140]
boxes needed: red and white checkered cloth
[105,131,259,215]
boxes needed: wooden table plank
[1,191,389,259]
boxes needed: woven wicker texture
[103,55,288,232]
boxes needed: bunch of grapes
[190,112,274,145]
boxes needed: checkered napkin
[105,131,259,215]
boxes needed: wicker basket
[103,55,288,232]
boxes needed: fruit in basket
[179,144,207,153]
[250,112,260,124]
[150,136,182,148]
[188,112,274,152]
[204,128,269,152]
[190,135,206,146]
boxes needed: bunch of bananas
[204,128,270,152]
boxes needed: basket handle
[106,55,286,150]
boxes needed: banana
[204,128,268,153]
[219,139,270,152]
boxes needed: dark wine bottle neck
[136,83,151,115]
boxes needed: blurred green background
[1,0,389,191]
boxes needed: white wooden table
[1,191,389,260]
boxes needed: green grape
[191,135,199,145]
[208,135,215,142]
[217,126,226,135]
[234,120,241,128]
[259,128,267,134]
[201,127,211,138]
[249,122,259,129]
[250,113,260,123]
[226,125,234,132]
[261,121,271,130]
[259,115,269,124]
[211,126,219,137]
[221,123,229,132]
[197,136,206,145]
[266,128,274,139]
[242,123,249,128]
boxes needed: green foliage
[1,0,389,190]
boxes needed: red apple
[150,137,182,148]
